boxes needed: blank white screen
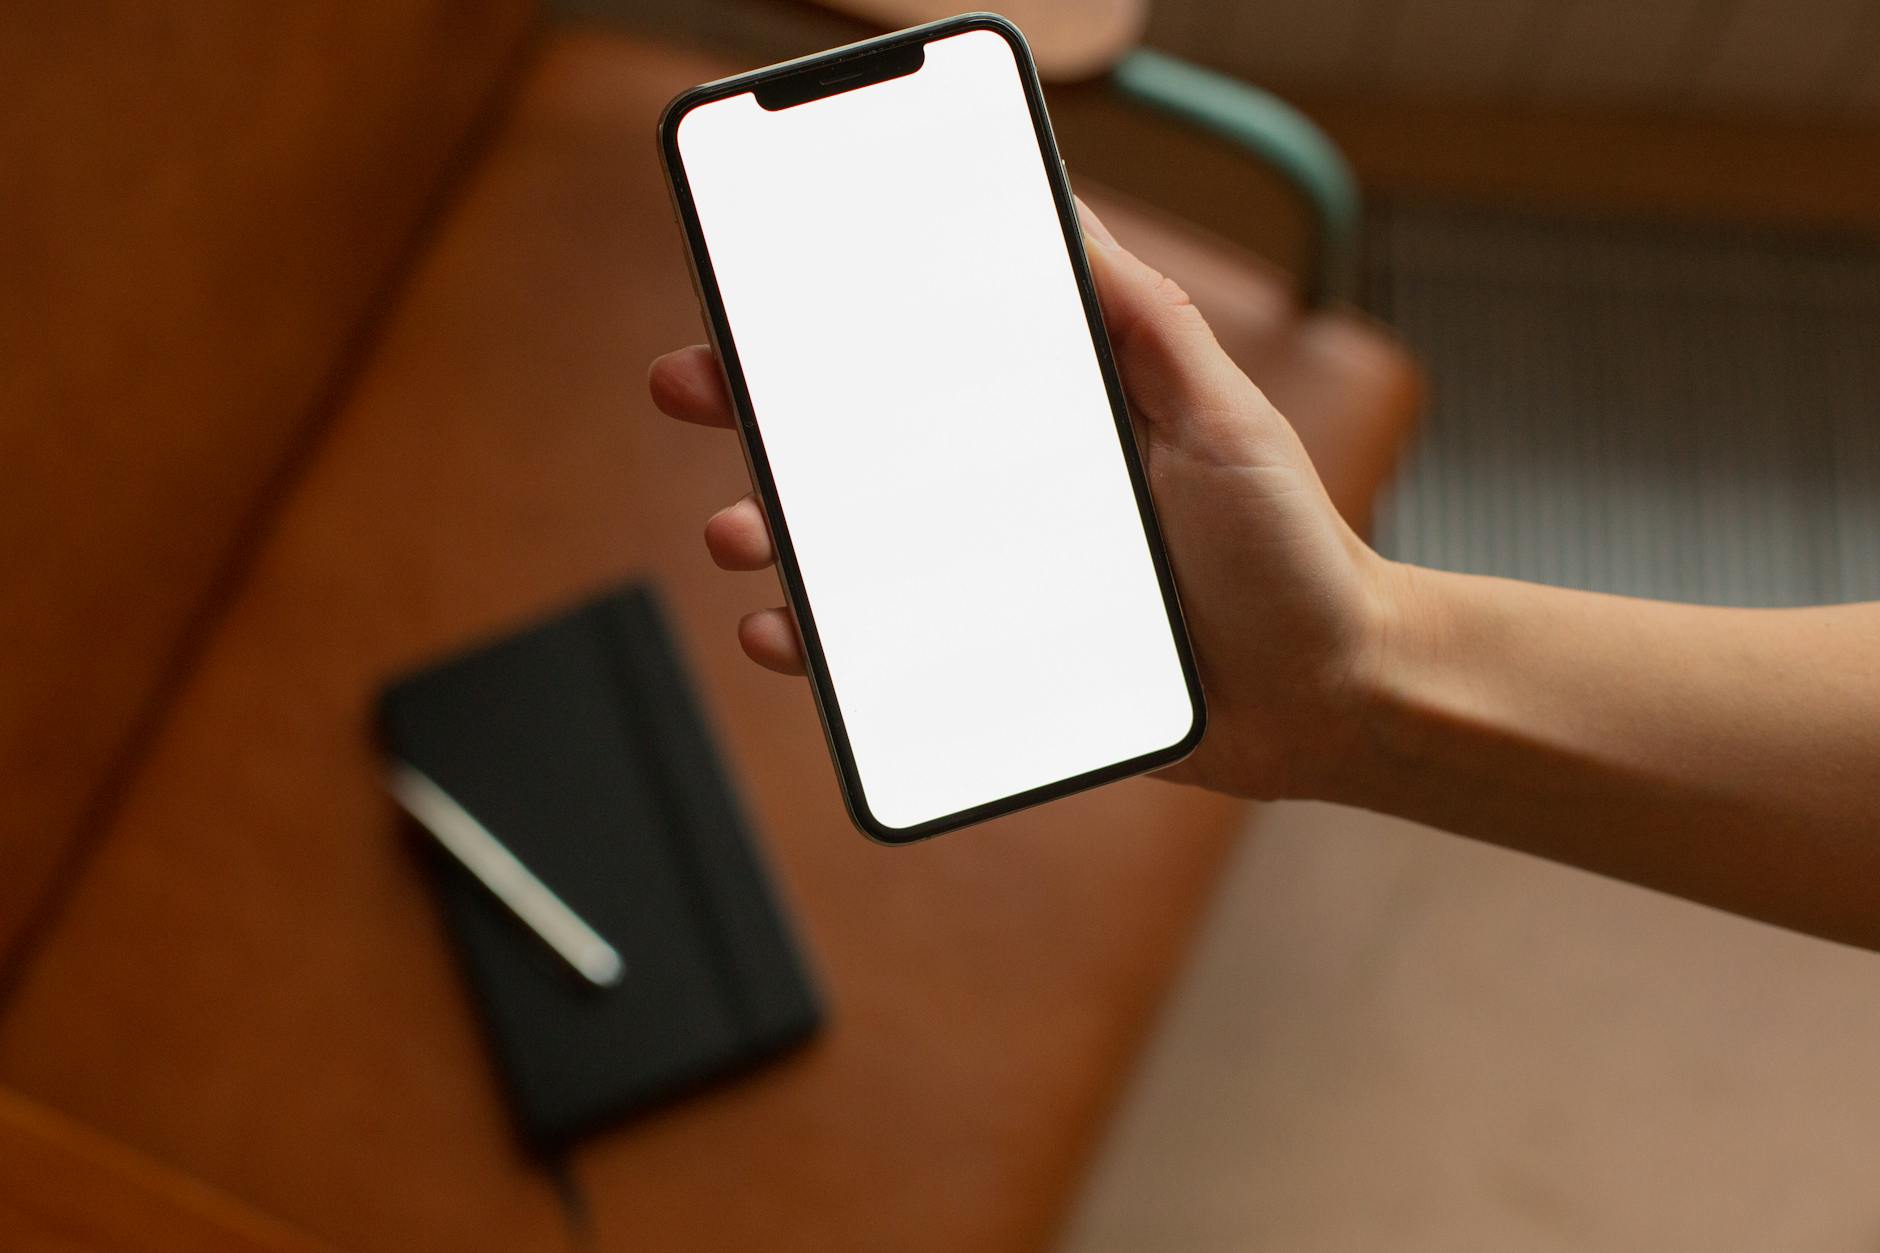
[677,28,1195,832]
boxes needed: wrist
[1302,555,1453,805]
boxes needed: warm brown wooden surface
[0,0,537,965]
[1145,0,1880,124]
[0,1087,333,1253]
[0,28,1414,1253]
[807,0,1148,80]
[1299,93,1880,232]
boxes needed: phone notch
[754,41,926,111]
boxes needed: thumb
[1075,195,1276,456]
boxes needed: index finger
[649,344,736,428]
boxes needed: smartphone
[660,14,1203,843]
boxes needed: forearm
[1325,563,1880,947]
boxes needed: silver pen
[385,762,626,989]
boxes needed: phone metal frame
[658,13,1206,843]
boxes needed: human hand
[647,197,1397,801]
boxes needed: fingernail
[1075,195,1118,252]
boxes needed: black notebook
[378,583,822,1151]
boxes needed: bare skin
[649,198,1880,950]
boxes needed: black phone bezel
[657,13,1206,843]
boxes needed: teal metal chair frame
[1110,48,1361,309]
